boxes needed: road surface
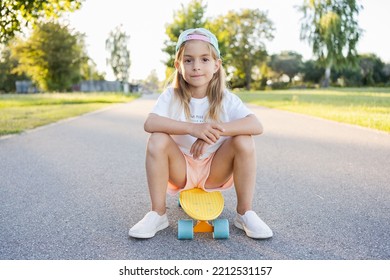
[1,93,389,260]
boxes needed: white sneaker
[234,210,273,239]
[129,211,169,238]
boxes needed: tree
[0,0,82,44]
[162,0,207,74]
[0,43,27,92]
[208,9,274,89]
[306,53,389,87]
[269,51,304,83]
[105,25,131,87]
[383,63,390,86]
[333,66,361,87]
[298,0,363,87]
[301,59,325,85]
[142,69,160,93]
[11,21,86,91]
[358,53,386,86]
[80,59,105,81]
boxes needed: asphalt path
[1,93,389,260]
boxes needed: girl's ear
[174,61,182,74]
[214,59,222,73]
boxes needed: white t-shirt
[151,87,253,159]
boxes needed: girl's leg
[206,135,273,239]
[129,132,186,238]
[145,132,187,215]
[205,135,256,215]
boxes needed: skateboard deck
[178,188,229,239]
[179,188,224,220]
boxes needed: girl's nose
[193,61,200,71]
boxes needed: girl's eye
[202,58,210,62]
[184,59,192,63]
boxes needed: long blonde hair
[170,41,227,122]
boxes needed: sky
[66,0,390,81]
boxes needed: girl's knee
[231,135,255,154]
[147,133,172,154]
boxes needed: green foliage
[334,53,389,86]
[301,59,324,84]
[358,54,387,86]
[163,2,274,89]
[0,0,83,43]
[0,44,27,92]
[11,21,85,91]
[268,51,304,81]
[298,0,363,87]
[162,0,208,71]
[105,25,131,83]
[208,9,274,89]
[300,54,390,87]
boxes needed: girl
[129,28,273,239]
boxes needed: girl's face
[175,40,221,97]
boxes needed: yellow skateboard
[178,188,229,239]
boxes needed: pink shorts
[167,152,234,196]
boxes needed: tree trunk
[322,64,332,87]
[245,63,252,90]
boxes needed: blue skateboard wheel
[213,219,229,239]
[178,219,194,240]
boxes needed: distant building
[79,80,121,92]
[15,80,39,93]
[14,80,140,93]
[77,80,140,93]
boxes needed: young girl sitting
[129,28,273,239]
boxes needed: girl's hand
[190,139,210,160]
[188,123,225,145]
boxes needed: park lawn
[0,93,139,136]
[237,88,390,133]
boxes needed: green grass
[2,89,389,136]
[237,88,390,133]
[0,93,139,136]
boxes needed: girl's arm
[190,114,263,159]
[220,114,263,136]
[144,113,225,144]
[144,113,189,135]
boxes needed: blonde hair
[170,41,227,122]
